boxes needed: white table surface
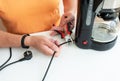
[0,31,120,81]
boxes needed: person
[0,0,77,56]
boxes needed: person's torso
[0,0,60,34]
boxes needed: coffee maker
[75,0,120,51]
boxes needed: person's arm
[50,0,77,36]
[0,30,22,48]
[0,29,61,56]
[63,0,77,14]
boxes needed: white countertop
[0,31,120,81]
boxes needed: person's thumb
[50,26,62,36]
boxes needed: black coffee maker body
[75,0,120,51]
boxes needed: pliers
[54,22,74,43]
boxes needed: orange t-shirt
[0,0,60,34]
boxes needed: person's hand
[25,35,61,57]
[50,12,75,36]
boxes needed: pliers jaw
[54,30,73,44]
[53,21,74,44]
[64,34,74,44]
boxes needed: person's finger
[39,39,61,57]
[50,26,59,36]
[52,40,61,57]
[39,45,55,56]
[50,26,57,31]
[54,40,60,46]
[50,31,58,36]
[59,16,75,27]
[54,51,60,57]
[45,40,59,53]
[50,26,63,36]
[51,26,63,31]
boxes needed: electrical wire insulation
[42,40,73,81]
[0,40,73,81]
[0,48,12,69]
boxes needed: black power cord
[42,40,73,81]
[0,48,12,69]
[0,40,73,81]
[0,48,32,71]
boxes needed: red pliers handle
[54,22,73,42]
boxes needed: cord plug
[19,51,33,61]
